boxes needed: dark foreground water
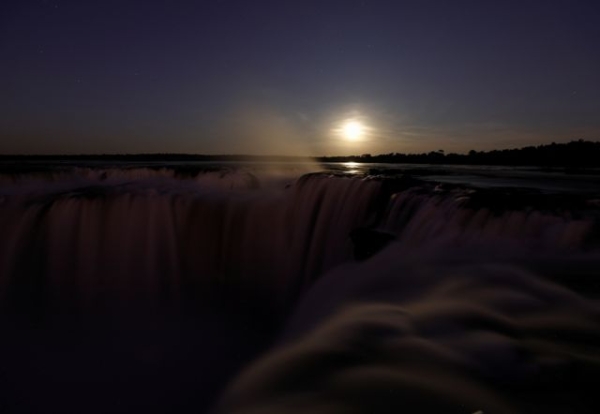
[0,161,599,413]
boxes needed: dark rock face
[350,228,396,261]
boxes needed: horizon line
[0,139,598,159]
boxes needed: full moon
[341,120,365,141]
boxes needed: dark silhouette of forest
[1,140,599,168]
[319,140,600,167]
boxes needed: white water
[0,171,381,310]
[215,250,600,413]
[0,166,599,413]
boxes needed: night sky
[1,0,599,155]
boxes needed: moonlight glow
[341,120,365,141]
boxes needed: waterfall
[0,166,599,413]
[1,169,596,313]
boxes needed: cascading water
[0,164,599,413]
[0,171,383,312]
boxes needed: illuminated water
[0,161,599,413]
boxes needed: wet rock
[350,227,396,261]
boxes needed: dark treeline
[1,140,599,167]
[319,140,600,167]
